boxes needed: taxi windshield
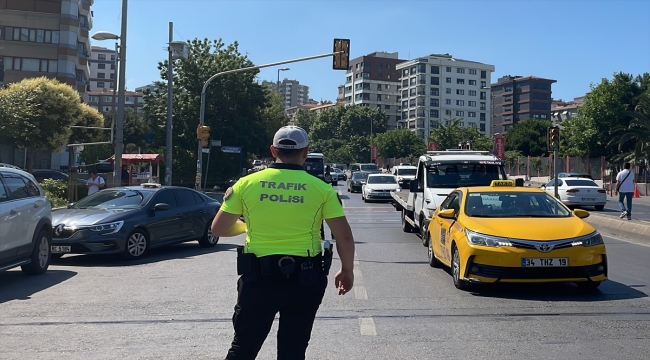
[367,175,397,184]
[427,163,507,188]
[464,192,571,218]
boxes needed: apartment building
[263,79,310,109]
[86,89,145,114]
[551,95,587,124]
[0,0,94,101]
[88,45,116,91]
[491,75,556,133]
[135,83,161,94]
[397,53,495,138]
[343,51,406,130]
[285,103,319,125]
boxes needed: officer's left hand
[334,269,354,295]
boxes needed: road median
[582,213,650,244]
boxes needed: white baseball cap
[272,126,309,149]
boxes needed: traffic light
[332,38,350,70]
[547,126,560,150]
[197,125,211,148]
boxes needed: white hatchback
[542,177,606,210]
[0,167,53,275]
[362,174,400,202]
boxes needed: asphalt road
[1,184,649,359]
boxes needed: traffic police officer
[211,125,355,360]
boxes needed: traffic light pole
[554,148,559,199]
[195,50,346,190]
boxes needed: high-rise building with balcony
[396,53,495,139]
[88,45,116,91]
[342,51,406,130]
[490,75,556,133]
[0,0,94,101]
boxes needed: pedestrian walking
[86,170,105,196]
[211,125,355,360]
[615,162,635,220]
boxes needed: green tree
[144,38,279,184]
[609,91,650,161]
[0,77,82,171]
[374,129,427,159]
[504,118,552,157]
[504,150,523,174]
[70,104,105,144]
[559,115,598,157]
[293,109,317,134]
[429,116,491,151]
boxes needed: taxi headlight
[90,221,124,235]
[465,229,513,248]
[571,232,604,247]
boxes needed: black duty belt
[236,246,330,286]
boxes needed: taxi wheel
[577,281,601,291]
[451,245,468,290]
[427,233,441,268]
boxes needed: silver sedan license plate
[581,198,596,201]
[51,246,71,253]
[522,258,568,267]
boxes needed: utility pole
[165,22,173,186]
[114,0,128,187]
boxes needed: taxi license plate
[522,258,568,267]
[581,198,597,201]
[51,246,71,253]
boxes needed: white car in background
[0,167,53,275]
[542,177,606,210]
[362,174,400,202]
[392,165,417,188]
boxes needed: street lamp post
[91,0,128,188]
[277,67,289,85]
[166,22,174,186]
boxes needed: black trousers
[225,274,328,359]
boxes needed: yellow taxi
[426,180,607,291]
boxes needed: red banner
[428,142,437,151]
[493,136,505,160]
[371,145,378,160]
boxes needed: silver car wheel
[38,235,49,268]
[452,248,460,283]
[127,233,147,257]
[207,230,218,244]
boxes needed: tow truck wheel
[401,209,415,233]
[427,233,442,268]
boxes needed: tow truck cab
[391,150,508,237]
[303,153,333,184]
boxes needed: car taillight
[566,189,580,193]
[598,189,606,193]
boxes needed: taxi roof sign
[490,180,515,187]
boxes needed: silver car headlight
[90,220,124,235]
[571,232,604,247]
[465,229,513,248]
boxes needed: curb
[582,213,650,244]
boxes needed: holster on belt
[323,241,334,276]
[236,245,259,283]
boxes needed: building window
[110,73,115,79]
[480,113,486,121]
[456,100,465,106]
[430,76,439,85]
[402,100,409,109]
[480,123,486,132]
[430,87,439,96]
[469,69,477,75]
[402,79,408,87]
[110,64,115,70]
[456,111,464,117]
[385,105,390,110]
[469,90,477,96]
[456,68,465,74]
[456,89,465,95]
[481,70,487,79]
[468,101,476,107]
[409,99,416,107]
[445,110,452,116]
[98,54,106,60]
[430,99,439,107]
[377,94,382,101]
[481,81,487,88]
[445,99,452,105]
[386,74,391,80]
[468,112,477,117]
[431,66,439,74]
[480,92,486,100]
[446,88,452,94]
[409,88,416,96]
[460,122,464,126]
[457,78,465,85]
[446,67,452,72]
[98,72,105,78]
[430,109,439,118]
[446,77,452,83]
[97,82,105,88]
[480,102,486,110]
[98,63,106,69]
[402,90,408,98]
[4,27,59,44]
[103,96,112,102]
[418,63,427,73]
[469,80,476,85]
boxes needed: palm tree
[609,91,650,162]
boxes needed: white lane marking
[354,268,363,282]
[605,234,650,248]
[359,317,377,336]
[354,285,368,300]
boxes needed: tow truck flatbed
[390,190,412,212]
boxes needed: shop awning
[106,154,164,164]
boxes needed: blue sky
[91,0,650,102]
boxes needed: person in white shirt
[615,162,635,220]
[86,170,105,196]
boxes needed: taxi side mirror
[573,209,590,219]
[437,209,456,219]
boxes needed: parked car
[558,172,593,180]
[0,163,22,170]
[0,167,53,275]
[361,174,400,202]
[31,169,87,185]
[542,177,606,210]
[348,163,381,175]
[347,171,372,193]
[50,183,221,260]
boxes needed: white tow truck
[390,150,511,241]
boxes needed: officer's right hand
[334,269,354,295]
